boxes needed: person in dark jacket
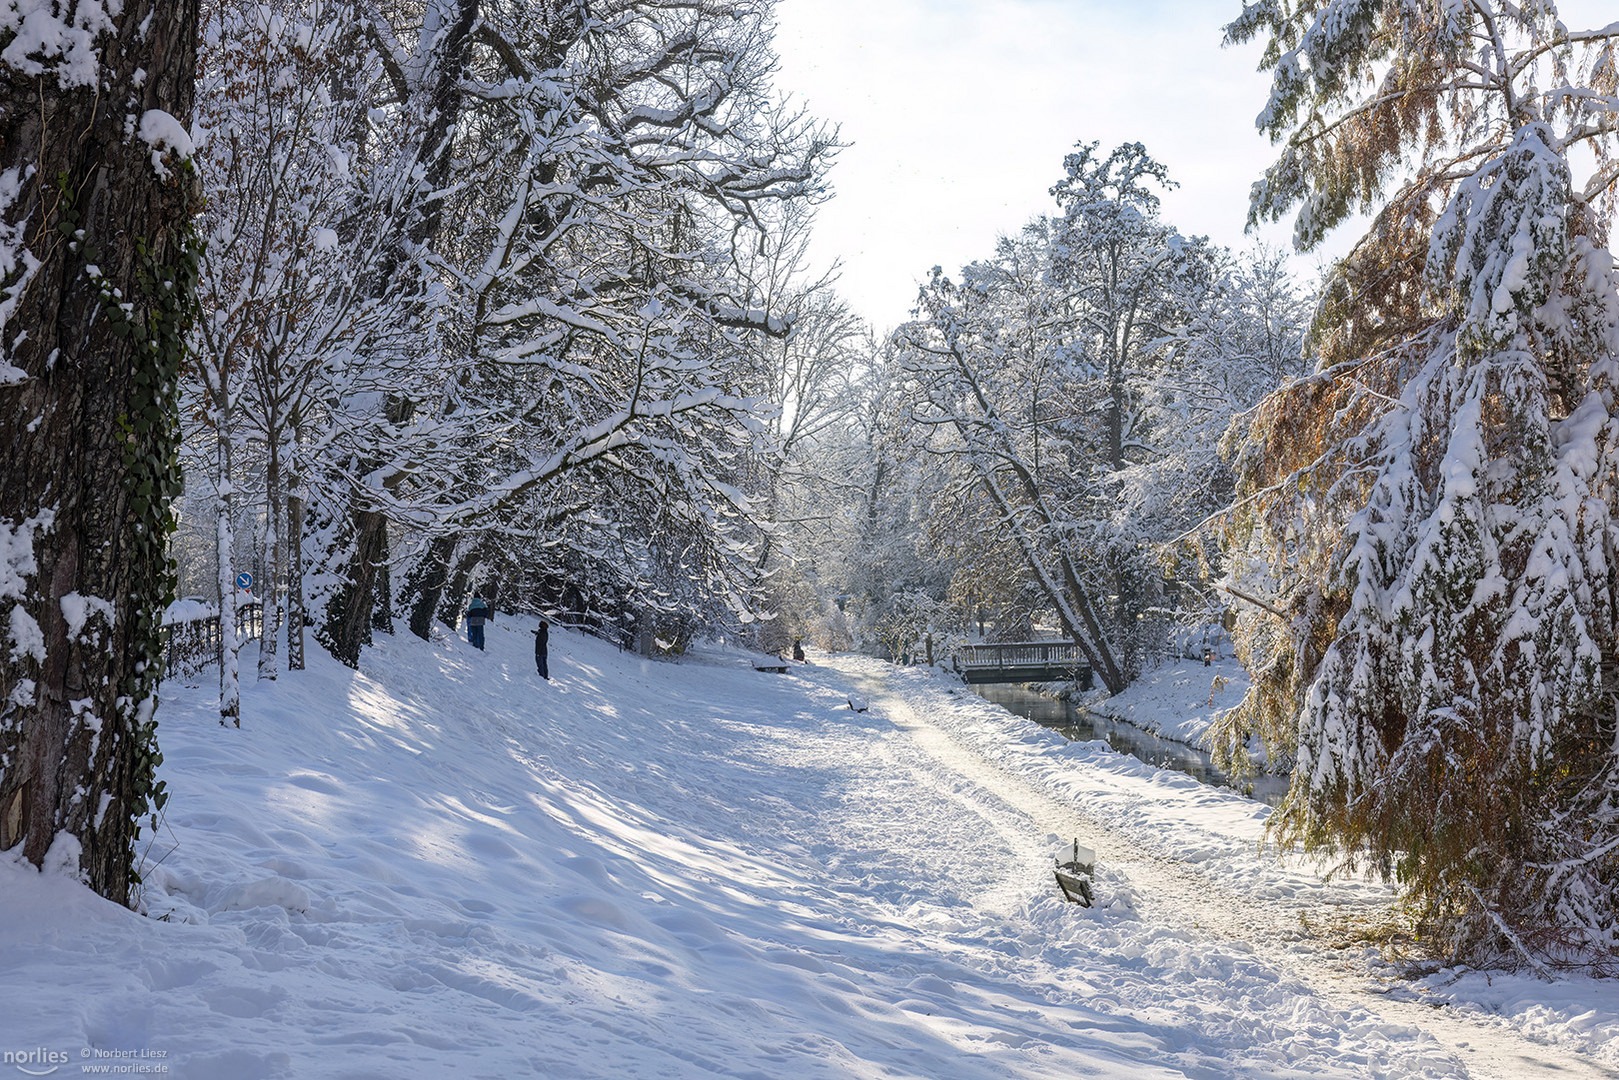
[533,619,550,679]
[466,596,492,650]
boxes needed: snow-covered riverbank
[1063,653,1252,749]
[2,621,1615,1079]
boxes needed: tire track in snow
[845,664,1619,1080]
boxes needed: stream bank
[971,677,1291,807]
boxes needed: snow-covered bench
[1054,839,1096,907]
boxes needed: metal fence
[162,602,263,680]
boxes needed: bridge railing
[954,640,1093,688]
[957,641,1084,668]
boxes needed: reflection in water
[972,684,1291,808]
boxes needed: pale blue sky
[773,0,1610,330]
[773,0,1296,328]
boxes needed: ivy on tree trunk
[0,1,201,903]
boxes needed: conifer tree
[1220,0,1619,963]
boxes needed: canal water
[971,683,1291,807]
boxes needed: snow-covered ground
[2,619,1617,1079]
[1078,653,1251,748]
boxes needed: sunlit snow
[2,620,1616,1078]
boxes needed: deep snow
[2,618,1617,1079]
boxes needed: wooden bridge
[955,640,1093,688]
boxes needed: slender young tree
[0,2,199,900]
[194,0,434,677]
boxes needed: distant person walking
[533,619,550,680]
[466,596,492,650]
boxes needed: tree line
[1,0,1617,970]
[0,0,839,899]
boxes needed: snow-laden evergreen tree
[0,1,199,900]
[1220,0,1619,964]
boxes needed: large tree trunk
[0,2,200,902]
[322,405,409,666]
[370,525,393,635]
[403,535,458,641]
[322,508,388,669]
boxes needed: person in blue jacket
[466,596,492,650]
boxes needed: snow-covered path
[2,622,1617,1079]
[828,655,1619,1080]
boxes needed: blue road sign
[236,572,253,590]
